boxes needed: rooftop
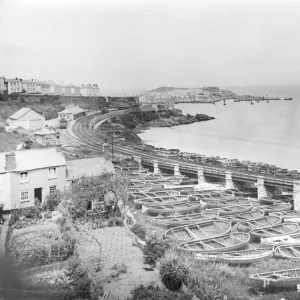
[9,108,32,120]
[58,106,86,115]
[34,128,56,135]
[66,157,115,180]
[0,148,66,173]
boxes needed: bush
[159,253,189,291]
[22,206,41,219]
[107,215,123,227]
[143,235,169,267]
[131,223,146,240]
[64,255,95,299]
[43,191,62,211]
[128,283,191,300]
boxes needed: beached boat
[236,216,282,232]
[274,244,300,260]
[177,232,250,253]
[194,247,274,265]
[249,223,300,243]
[250,268,300,291]
[134,195,188,208]
[143,201,201,216]
[196,198,250,209]
[261,233,300,247]
[260,197,285,206]
[150,212,219,228]
[221,210,265,224]
[164,220,231,242]
[270,211,300,223]
[203,204,252,216]
[254,203,292,215]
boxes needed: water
[138,86,300,170]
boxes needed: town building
[0,77,5,92]
[22,80,37,93]
[5,78,23,94]
[57,106,86,123]
[33,128,57,146]
[0,148,67,210]
[80,84,100,96]
[7,108,45,131]
[0,149,116,210]
[36,81,50,94]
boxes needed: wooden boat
[164,220,231,242]
[249,223,300,243]
[274,244,300,260]
[236,216,282,232]
[261,233,300,247]
[177,232,250,253]
[203,204,252,216]
[221,210,264,225]
[270,211,300,223]
[254,203,292,215]
[194,247,274,265]
[260,197,285,206]
[250,268,300,291]
[197,198,250,209]
[151,212,219,228]
[143,201,201,216]
[134,195,188,208]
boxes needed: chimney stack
[5,152,16,171]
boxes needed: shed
[34,128,57,146]
[57,106,86,123]
[7,108,45,130]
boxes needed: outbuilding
[34,128,57,146]
[57,106,86,123]
[7,108,45,131]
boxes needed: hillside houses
[0,148,115,211]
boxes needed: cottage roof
[58,106,86,115]
[66,157,115,180]
[9,108,32,120]
[34,128,56,136]
[0,148,66,173]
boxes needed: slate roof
[66,157,115,180]
[0,148,66,173]
[9,108,32,120]
[58,107,86,115]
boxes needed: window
[20,190,29,202]
[20,172,29,183]
[48,167,57,179]
[49,185,56,195]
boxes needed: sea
[138,86,300,170]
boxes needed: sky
[0,0,300,93]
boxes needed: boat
[249,223,300,243]
[261,233,300,247]
[254,203,292,215]
[221,210,264,225]
[150,212,219,228]
[197,198,250,209]
[236,216,282,232]
[134,195,188,208]
[270,211,300,223]
[177,232,250,253]
[203,204,252,216]
[143,201,201,216]
[250,268,300,291]
[164,220,231,242]
[274,244,300,260]
[194,247,274,265]
[260,197,285,206]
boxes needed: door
[34,188,42,204]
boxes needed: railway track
[69,110,295,188]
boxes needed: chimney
[5,151,16,171]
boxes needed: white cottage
[7,108,45,131]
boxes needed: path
[94,227,160,300]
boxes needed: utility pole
[111,131,114,159]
